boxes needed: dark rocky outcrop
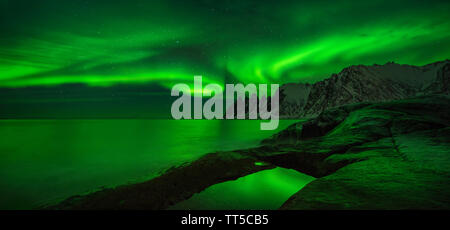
[47,152,273,210]
[259,94,450,209]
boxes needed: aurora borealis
[1,0,449,89]
[1,0,450,213]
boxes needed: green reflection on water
[169,167,315,210]
[0,119,300,209]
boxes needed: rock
[422,62,450,95]
[253,94,450,209]
[46,152,274,210]
[281,128,450,209]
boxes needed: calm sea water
[0,119,305,209]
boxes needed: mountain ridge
[279,59,450,118]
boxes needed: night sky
[1,0,450,89]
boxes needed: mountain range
[278,59,450,118]
[0,60,448,119]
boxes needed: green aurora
[1,0,450,89]
[0,0,450,211]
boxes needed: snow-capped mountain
[279,60,450,118]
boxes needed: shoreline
[46,95,450,210]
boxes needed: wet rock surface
[260,94,450,209]
[47,152,274,210]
